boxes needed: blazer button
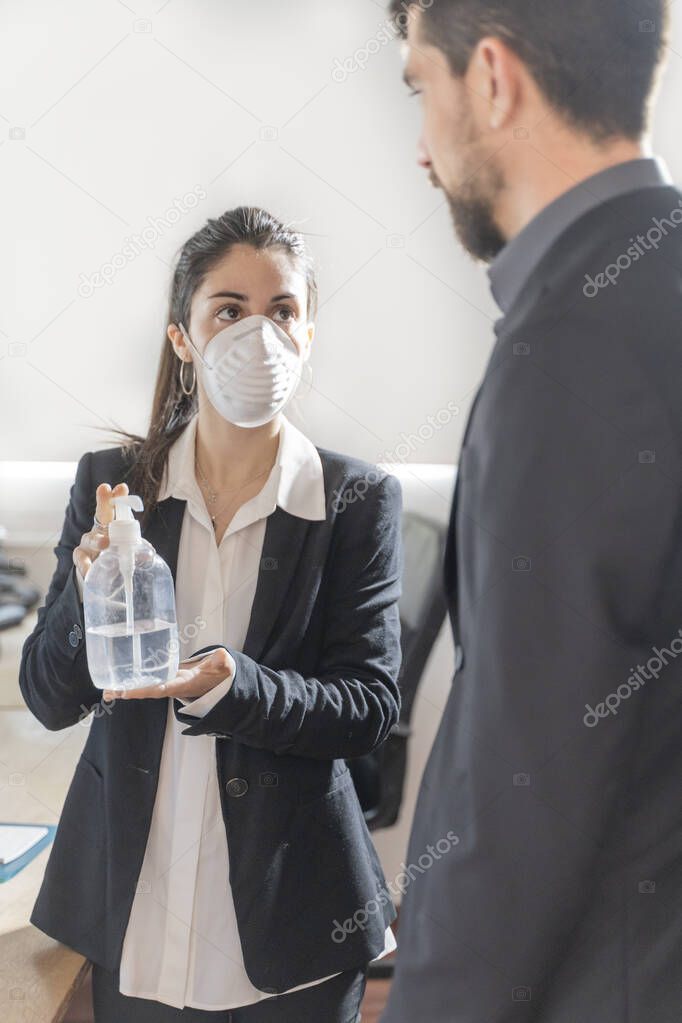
[225,777,248,798]
[454,644,464,672]
[68,623,83,647]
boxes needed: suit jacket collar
[488,182,681,359]
[488,156,673,317]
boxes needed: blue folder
[0,823,57,883]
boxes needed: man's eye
[408,88,421,98]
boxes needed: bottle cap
[109,495,144,546]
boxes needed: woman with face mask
[19,207,403,1023]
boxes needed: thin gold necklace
[195,456,272,527]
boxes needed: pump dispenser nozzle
[109,495,144,546]
[109,495,144,654]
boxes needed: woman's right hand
[73,482,129,579]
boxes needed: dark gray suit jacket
[383,184,682,1021]
[19,443,402,993]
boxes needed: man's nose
[416,135,431,170]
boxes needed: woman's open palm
[103,646,233,702]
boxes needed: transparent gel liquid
[85,618,179,691]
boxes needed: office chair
[0,526,39,652]
[348,511,449,978]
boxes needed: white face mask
[179,314,304,428]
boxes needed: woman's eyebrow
[207,291,297,302]
[208,291,248,300]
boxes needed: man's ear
[467,36,521,133]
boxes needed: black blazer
[385,184,682,1021]
[19,442,403,993]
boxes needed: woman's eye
[274,307,295,322]
[217,306,240,320]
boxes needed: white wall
[3,2,681,465]
[0,0,481,467]
[2,3,681,467]
[5,0,682,464]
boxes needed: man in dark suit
[381,1,682,1020]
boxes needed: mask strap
[178,322,208,367]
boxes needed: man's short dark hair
[389,0,669,141]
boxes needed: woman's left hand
[103,647,233,702]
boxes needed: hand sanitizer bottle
[83,495,179,691]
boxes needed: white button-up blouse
[79,414,396,1010]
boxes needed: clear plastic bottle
[83,495,179,691]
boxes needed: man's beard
[446,188,507,263]
[430,122,507,263]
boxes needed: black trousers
[91,962,367,1023]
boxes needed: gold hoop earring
[179,358,196,396]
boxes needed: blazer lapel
[242,507,312,663]
[143,496,310,668]
[145,496,187,584]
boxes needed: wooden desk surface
[0,709,89,1022]
[0,926,90,1023]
